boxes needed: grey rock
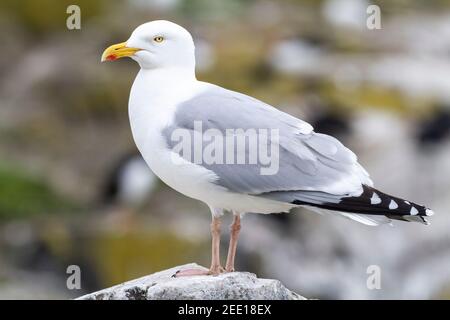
[77,263,306,300]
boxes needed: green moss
[321,82,434,117]
[0,0,111,35]
[90,231,208,286]
[0,164,77,220]
[177,0,245,20]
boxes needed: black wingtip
[292,185,433,225]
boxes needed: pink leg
[209,216,225,275]
[225,213,241,272]
[174,215,224,277]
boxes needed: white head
[101,20,196,72]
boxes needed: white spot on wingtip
[389,200,398,209]
[297,123,313,135]
[410,207,418,215]
[426,209,434,216]
[370,192,381,205]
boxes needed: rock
[77,263,306,300]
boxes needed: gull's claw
[172,268,210,277]
[172,266,225,277]
[208,265,225,276]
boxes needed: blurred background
[0,0,449,299]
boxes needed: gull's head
[101,20,195,70]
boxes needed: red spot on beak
[106,54,117,61]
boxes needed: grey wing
[163,84,372,203]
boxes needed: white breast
[128,70,220,201]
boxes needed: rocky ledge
[77,263,306,300]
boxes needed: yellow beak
[101,42,141,62]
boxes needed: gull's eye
[153,36,164,43]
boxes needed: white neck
[131,67,197,101]
[130,68,197,108]
[128,66,204,134]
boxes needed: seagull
[101,20,434,276]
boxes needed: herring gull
[101,20,434,276]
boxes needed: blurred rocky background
[0,0,449,299]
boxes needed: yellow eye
[154,36,164,43]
